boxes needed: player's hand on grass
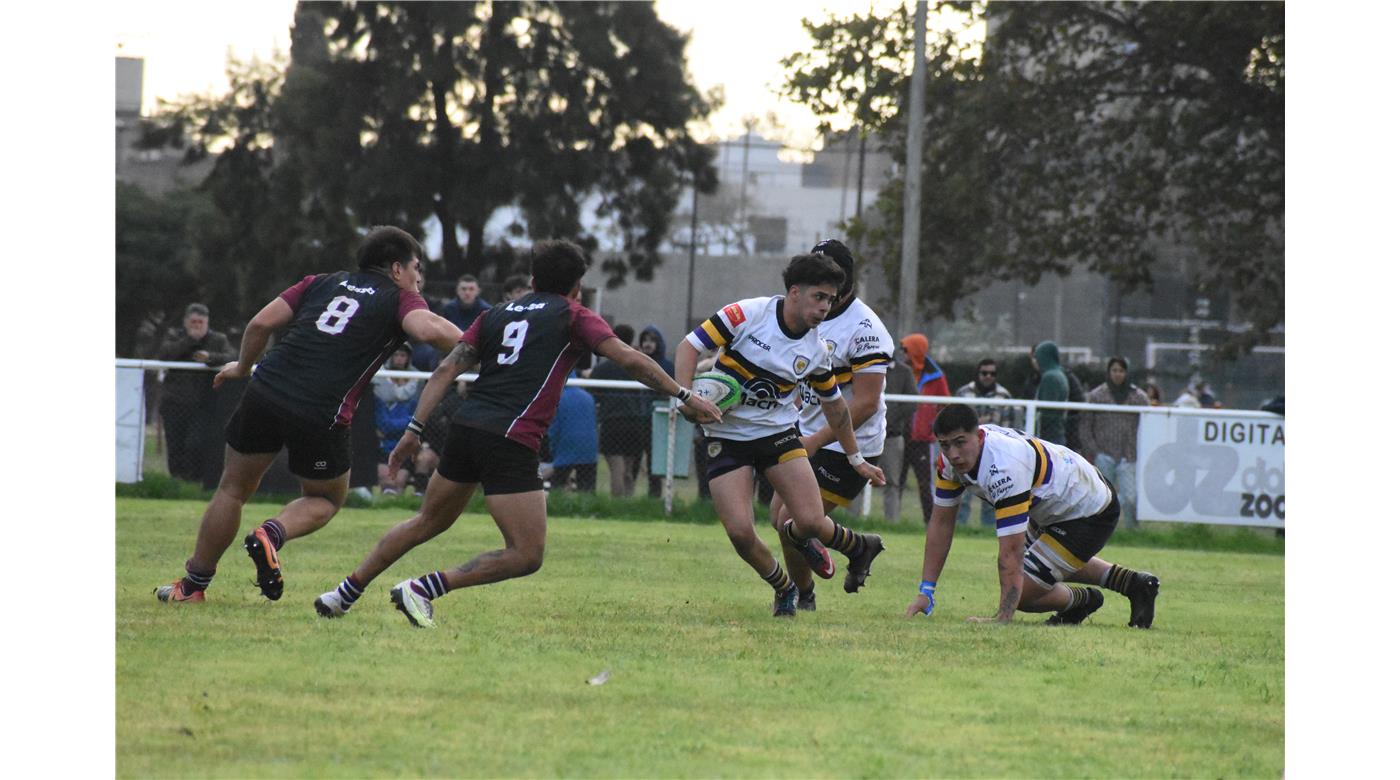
[905,593,934,617]
[212,361,248,388]
[680,395,723,424]
[388,433,422,475]
[855,461,885,486]
[966,614,1013,625]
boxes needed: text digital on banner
[1136,414,1284,528]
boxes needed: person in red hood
[901,333,950,524]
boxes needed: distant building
[115,56,213,194]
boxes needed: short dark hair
[457,275,478,286]
[1107,356,1129,372]
[977,357,997,370]
[503,274,531,293]
[357,226,423,272]
[184,303,209,318]
[530,240,589,295]
[933,405,980,438]
[811,238,855,298]
[613,324,636,345]
[781,253,845,291]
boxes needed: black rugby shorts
[809,449,882,508]
[436,424,545,495]
[224,386,351,480]
[704,427,807,481]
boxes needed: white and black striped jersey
[932,425,1112,537]
[685,296,839,441]
[795,297,894,457]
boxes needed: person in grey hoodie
[638,326,674,497]
[1032,340,1070,445]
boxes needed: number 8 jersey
[251,271,429,428]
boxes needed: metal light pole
[897,0,928,338]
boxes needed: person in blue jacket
[546,373,599,492]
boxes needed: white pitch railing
[116,359,1284,526]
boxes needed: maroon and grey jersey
[453,292,615,451]
[250,270,428,427]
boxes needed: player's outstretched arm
[967,532,1025,625]
[596,337,721,424]
[674,338,702,389]
[388,342,479,473]
[401,309,463,353]
[906,502,958,617]
[818,395,885,486]
[214,297,294,388]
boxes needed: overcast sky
[113,0,915,149]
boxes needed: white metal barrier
[116,359,1283,526]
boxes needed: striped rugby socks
[761,562,792,593]
[411,571,451,600]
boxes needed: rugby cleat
[314,590,349,619]
[154,580,205,603]
[772,582,799,618]
[1045,587,1104,625]
[842,533,885,593]
[244,526,284,601]
[390,580,436,628]
[797,589,816,612]
[783,519,835,579]
[1126,571,1160,629]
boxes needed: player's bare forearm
[806,373,881,449]
[414,343,477,421]
[621,349,682,397]
[236,322,274,372]
[819,396,862,456]
[991,535,1024,623]
[921,503,959,583]
[674,340,701,387]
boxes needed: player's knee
[517,546,545,576]
[724,524,758,551]
[790,511,826,537]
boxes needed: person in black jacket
[157,303,237,481]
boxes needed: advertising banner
[1136,413,1284,528]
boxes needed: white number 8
[316,296,361,335]
[499,320,529,365]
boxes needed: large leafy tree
[781,1,1284,350]
[280,0,716,282]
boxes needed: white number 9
[499,320,529,365]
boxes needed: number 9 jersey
[250,271,429,428]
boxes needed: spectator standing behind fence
[881,352,917,522]
[1173,381,1202,408]
[374,344,422,495]
[546,373,599,492]
[592,324,649,497]
[953,357,1013,526]
[1143,381,1163,406]
[414,275,494,372]
[901,333,950,524]
[1079,356,1150,527]
[638,325,674,498]
[1030,340,1071,446]
[158,303,236,482]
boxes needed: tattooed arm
[388,342,479,473]
[968,531,1025,624]
[818,395,886,486]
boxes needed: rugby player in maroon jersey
[315,240,721,627]
[156,227,461,604]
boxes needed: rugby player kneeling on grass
[904,405,1160,628]
[315,240,722,628]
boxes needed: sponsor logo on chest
[339,281,377,294]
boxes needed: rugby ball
[691,371,743,411]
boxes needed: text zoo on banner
[1136,414,1284,528]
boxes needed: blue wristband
[918,580,937,615]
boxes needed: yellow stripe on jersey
[701,319,731,347]
[1041,534,1085,570]
[808,371,839,394]
[1029,438,1051,487]
[717,351,755,381]
[935,475,963,491]
[851,356,891,371]
[995,499,1032,522]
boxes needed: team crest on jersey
[793,355,811,374]
[723,304,746,327]
[824,339,837,355]
[708,442,723,458]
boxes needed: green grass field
[117,498,1283,778]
